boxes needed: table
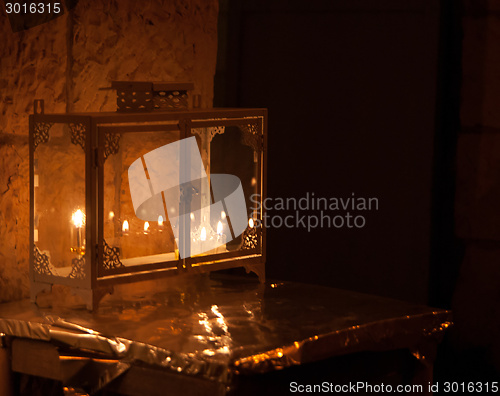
[0,275,452,395]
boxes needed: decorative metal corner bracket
[69,123,86,151]
[103,240,125,270]
[104,132,121,160]
[33,245,53,275]
[240,122,262,152]
[33,122,54,150]
[241,226,259,250]
[69,256,86,279]
[191,126,226,143]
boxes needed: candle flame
[248,218,254,228]
[200,227,206,241]
[72,209,85,228]
[217,221,223,235]
[109,211,115,219]
[158,215,164,226]
[144,221,150,232]
[122,220,129,233]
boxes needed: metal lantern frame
[29,100,267,309]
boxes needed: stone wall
[0,0,218,302]
[453,0,500,375]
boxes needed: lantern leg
[30,281,52,304]
[244,263,265,283]
[71,287,114,311]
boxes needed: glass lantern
[29,99,267,309]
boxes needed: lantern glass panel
[34,123,86,277]
[187,121,263,259]
[210,126,261,253]
[102,129,180,269]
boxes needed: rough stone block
[455,132,500,240]
[463,0,500,15]
[0,11,67,135]
[461,14,500,128]
[451,241,500,372]
[71,0,218,112]
[0,138,30,302]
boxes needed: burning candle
[174,237,179,260]
[158,215,164,233]
[198,226,207,254]
[71,209,85,255]
[248,218,254,228]
[216,220,227,252]
[122,220,129,235]
[72,209,84,227]
[144,221,150,234]
[71,209,85,247]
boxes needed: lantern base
[71,287,114,311]
[244,263,266,283]
[31,282,114,311]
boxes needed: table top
[0,275,452,384]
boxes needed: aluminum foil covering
[0,277,452,392]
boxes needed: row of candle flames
[69,209,256,256]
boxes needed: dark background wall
[216,0,500,382]
[216,0,444,305]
